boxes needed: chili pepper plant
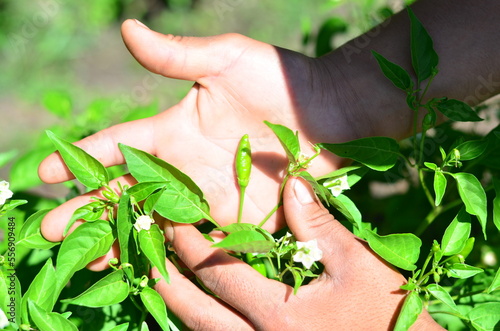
[1,7,500,331]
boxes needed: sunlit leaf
[320,137,399,171]
[364,230,421,271]
[47,130,109,189]
[441,208,471,256]
[426,284,460,315]
[433,171,447,206]
[264,121,300,163]
[139,224,169,284]
[394,291,422,331]
[61,269,129,307]
[452,172,487,239]
[140,287,169,331]
[468,302,500,331]
[447,263,483,279]
[55,221,114,294]
[212,230,275,254]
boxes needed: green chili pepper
[245,253,267,277]
[236,134,252,223]
[236,134,252,188]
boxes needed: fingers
[152,260,253,331]
[38,117,155,184]
[164,221,288,320]
[40,175,137,242]
[121,19,246,83]
[282,177,357,273]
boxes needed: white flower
[134,215,154,232]
[0,180,13,205]
[293,239,323,269]
[323,174,350,197]
[276,232,294,245]
[0,308,9,329]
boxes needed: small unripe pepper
[236,134,252,189]
[235,134,252,223]
[245,253,267,277]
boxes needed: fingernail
[164,220,174,242]
[134,19,149,29]
[294,178,315,205]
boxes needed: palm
[39,22,349,259]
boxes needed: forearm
[320,0,500,141]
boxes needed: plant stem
[258,202,282,228]
[237,186,246,223]
[416,251,434,285]
[429,310,468,320]
[419,168,435,207]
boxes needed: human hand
[154,177,443,330]
[38,19,357,269]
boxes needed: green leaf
[264,121,300,163]
[408,7,438,81]
[394,291,423,331]
[467,302,500,331]
[9,148,51,191]
[61,269,129,307]
[433,170,447,206]
[452,172,487,239]
[0,200,27,213]
[441,208,471,257]
[20,258,57,322]
[216,223,258,233]
[28,300,78,331]
[315,17,347,57]
[140,287,169,331]
[371,51,413,91]
[17,209,59,250]
[424,162,437,170]
[107,323,130,331]
[447,263,484,279]
[426,284,460,315]
[329,194,362,231]
[0,149,17,168]
[315,165,363,181]
[212,230,275,254]
[63,201,105,236]
[456,139,488,161]
[55,220,114,294]
[144,189,165,215]
[320,137,399,171]
[299,171,330,204]
[46,130,109,189]
[139,224,170,284]
[493,179,500,232]
[486,267,500,293]
[120,144,211,224]
[42,90,72,118]
[117,192,133,264]
[436,99,483,122]
[290,268,304,295]
[363,230,421,271]
[127,181,168,202]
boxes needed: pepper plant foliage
[1,7,500,331]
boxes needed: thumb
[121,19,231,82]
[283,177,356,269]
